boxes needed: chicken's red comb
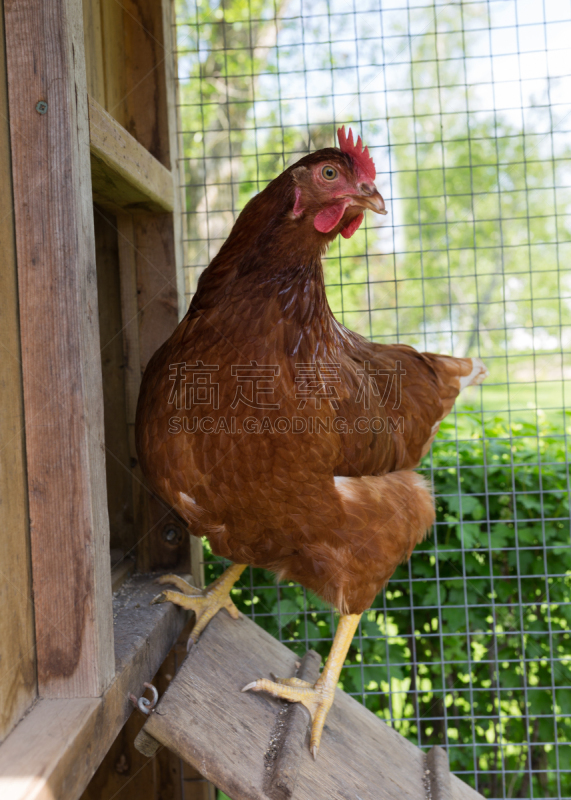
[337,126,376,183]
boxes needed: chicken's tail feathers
[457,356,488,391]
[415,354,488,458]
[425,353,488,394]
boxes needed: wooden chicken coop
[0,0,209,797]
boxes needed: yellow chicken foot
[151,563,247,647]
[242,613,362,759]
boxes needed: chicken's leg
[242,613,361,758]
[151,563,247,647]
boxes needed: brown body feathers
[136,145,486,614]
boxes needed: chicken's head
[290,127,387,240]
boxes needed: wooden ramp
[135,611,483,800]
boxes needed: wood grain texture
[100,0,126,126]
[84,623,216,800]
[110,556,134,593]
[94,208,135,554]
[4,0,114,697]
[122,0,170,167]
[0,0,37,741]
[117,214,143,428]
[118,212,190,575]
[130,212,192,575]
[116,213,148,559]
[89,95,174,212]
[133,213,179,378]
[0,575,190,800]
[82,0,106,105]
[161,0,187,316]
[138,612,484,800]
[159,0,204,582]
[266,650,321,800]
[427,747,453,800]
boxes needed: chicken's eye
[322,165,338,181]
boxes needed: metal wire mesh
[173,0,571,796]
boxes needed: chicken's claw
[150,564,246,646]
[242,676,334,758]
[154,573,203,596]
[242,613,362,758]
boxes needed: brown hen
[136,127,487,757]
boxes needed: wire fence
[173,0,571,796]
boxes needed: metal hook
[129,682,159,715]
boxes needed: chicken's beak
[347,184,388,215]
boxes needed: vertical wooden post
[162,0,204,585]
[0,0,37,740]
[82,0,106,106]
[129,212,193,577]
[4,0,114,697]
[162,0,188,316]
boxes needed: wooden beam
[82,0,106,106]
[0,0,37,741]
[127,212,193,577]
[99,0,126,126]
[89,95,174,212]
[137,612,485,800]
[161,0,188,317]
[80,626,215,800]
[122,0,170,167]
[160,0,204,583]
[94,208,135,552]
[3,0,114,697]
[0,576,190,800]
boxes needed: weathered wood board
[137,612,484,800]
[4,0,114,697]
[89,95,174,213]
[0,0,37,742]
[0,574,190,800]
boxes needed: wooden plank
[115,212,191,577]
[99,0,201,584]
[89,95,175,212]
[0,698,100,800]
[100,0,126,126]
[266,651,321,800]
[138,612,485,800]
[122,0,170,166]
[0,0,37,741]
[0,575,190,800]
[130,212,193,576]
[110,551,134,593]
[117,214,142,429]
[83,625,215,800]
[94,208,135,553]
[161,0,188,316]
[82,0,106,105]
[116,213,148,561]
[427,746,453,800]
[160,0,204,581]
[4,0,114,697]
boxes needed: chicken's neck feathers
[188,238,351,358]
